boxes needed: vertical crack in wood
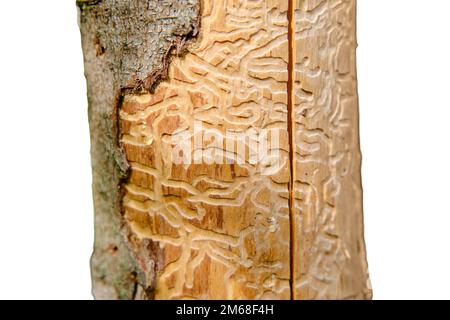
[287,0,296,300]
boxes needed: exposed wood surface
[79,0,371,300]
[292,0,371,299]
[120,0,291,300]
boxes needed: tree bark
[78,0,371,300]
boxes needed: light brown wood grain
[291,0,371,299]
[82,0,371,300]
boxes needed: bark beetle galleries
[78,0,371,300]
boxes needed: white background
[0,0,449,300]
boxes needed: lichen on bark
[77,0,200,299]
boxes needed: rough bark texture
[77,0,201,299]
[78,0,371,300]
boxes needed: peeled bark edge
[77,0,201,299]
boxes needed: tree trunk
[78,0,371,300]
